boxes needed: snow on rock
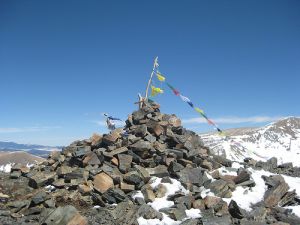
[136,177,201,225]
[286,206,300,218]
[132,191,145,200]
[185,208,201,219]
[148,177,189,211]
[215,164,300,214]
[223,168,272,211]
[0,163,13,173]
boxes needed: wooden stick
[137,93,143,109]
[145,56,158,100]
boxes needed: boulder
[130,140,152,159]
[118,154,132,173]
[82,152,101,166]
[137,204,163,220]
[264,176,289,207]
[178,167,204,186]
[93,172,114,194]
[28,172,56,189]
[40,205,87,225]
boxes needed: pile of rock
[0,102,300,225]
[245,157,300,177]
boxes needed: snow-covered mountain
[200,117,300,166]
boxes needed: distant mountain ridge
[0,141,62,150]
[0,141,62,158]
[200,117,300,166]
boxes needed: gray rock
[213,155,232,167]
[267,157,278,169]
[40,205,87,225]
[144,134,156,143]
[56,165,73,177]
[270,207,300,225]
[209,179,229,197]
[130,140,152,159]
[104,146,129,158]
[141,184,155,203]
[132,109,147,123]
[28,172,56,189]
[201,208,232,225]
[234,170,251,184]
[180,219,201,225]
[237,179,256,187]
[264,176,289,207]
[73,146,92,157]
[137,204,163,220]
[7,200,30,212]
[178,167,204,186]
[102,132,120,146]
[146,165,169,178]
[102,188,127,203]
[82,152,101,166]
[31,190,48,206]
[167,149,185,159]
[124,171,144,185]
[240,219,267,225]
[228,200,247,219]
[168,161,185,175]
[0,210,10,216]
[186,148,208,159]
[44,199,56,208]
[109,201,139,225]
[133,124,148,137]
[279,190,297,207]
[118,154,132,173]
[10,170,21,179]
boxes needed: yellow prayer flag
[156,73,165,82]
[195,107,204,114]
[151,86,164,97]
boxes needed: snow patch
[137,177,201,225]
[0,163,13,173]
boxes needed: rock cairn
[1,102,300,225]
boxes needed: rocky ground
[0,102,300,225]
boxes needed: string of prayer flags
[151,85,164,97]
[156,72,166,82]
[165,81,223,134]
[151,57,224,135]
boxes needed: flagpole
[145,56,158,100]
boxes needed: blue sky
[0,0,299,146]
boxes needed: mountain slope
[0,151,45,172]
[200,117,300,166]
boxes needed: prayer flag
[207,119,215,125]
[108,116,122,121]
[179,95,194,108]
[151,86,164,97]
[156,73,166,82]
[195,107,204,114]
[154,57,159,68]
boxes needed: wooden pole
[145,56,158,100]
[138,93,143,109]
